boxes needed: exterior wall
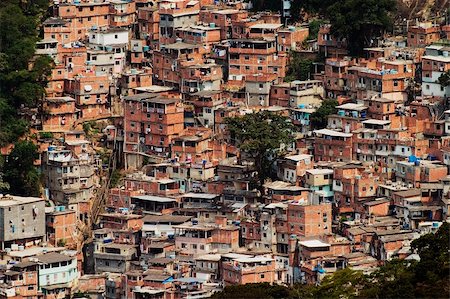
[407,25,440,47]
[223,261,276,285]
[287,203,332,237]
[46,210,77,248]
[38,258,78,289]
[0,198,45,244]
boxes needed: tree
[315,268,367,299]
[327,0,396,56]
[226,111,294,193]
[410,222,450,298]
[285,53,313,82]
[212,283,290,299]
[250,0,281,13]
[360,260,415,299]
[310,100,338,129]
[290,0,395,56]
[437,70,450,88]
[3,140,40,197]
[0,1,52,147]
[307,20,324,41]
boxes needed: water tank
[298,104,306,109]
[209,23,215,28]
[338,110,345,116]
[192,219,198,225]
[143,46,149,52]
[408,155,417,163]
[18,246,24,251]
[360,111,367,118]
[352,111,358,118]
[48,146,56,152]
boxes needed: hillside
[397,0,449,20]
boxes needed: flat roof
[46,96,75,103]
[134,86,173,93]
[298,240,331,248]
[181,193,219,199]
[314,129,353,138]
[422,55,450,63]
[195,254,222,261]
[162,42,199,50]
[249,23,282,30]
[285,154,312,162]
[306,168,333,175]
[36,252,73,264]
[143,215,191,223]
[336,103,367,111]
[393,189,421,197]
[362,119,391,126]
[0,195,43,207]
[234,256,273,263]
[213,9,240,14]
[132,195,177,203]
[363,198,390,206]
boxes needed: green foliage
[225,111,294,192]
[83,122,92,135]
[315,268,367,298]
[0,1,52,147]
[110,169,122,188]
[291,0,396,56]
[307,20,324,41]
[57,238,67,247]
[212,283,290,299]
[250,0,280,13]
[327,0,396,56]
[285,53,313,82]
[39,131,54,139]
[410,222,450,297]
[143,155,150,166]
[310,100,338,129]
[2,141,40,197]
[437,70,450,87]
[214,224,450,299]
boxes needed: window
[114,34,118,39]
[260,274,265,279]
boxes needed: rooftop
[0,195,43,207]
[314,129,353,138]
[298,240,331,248]
[132,195,177,203]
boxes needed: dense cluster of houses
[1,0,449,298]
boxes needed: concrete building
[0,195,45,250]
